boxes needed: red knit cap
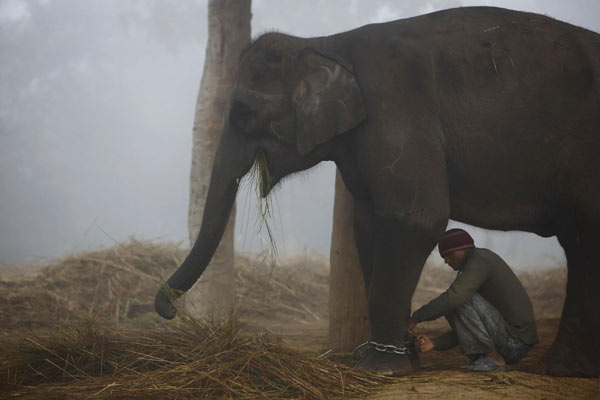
[438,229,475,256]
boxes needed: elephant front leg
[356,216,443,376]
[353,198,375,297]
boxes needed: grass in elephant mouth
[0,312,390,399]
[247,148,278,256]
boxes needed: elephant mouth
[253,148,273,198]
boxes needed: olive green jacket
[411,248,539,350]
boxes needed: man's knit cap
[438,228,475,256]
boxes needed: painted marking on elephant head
[269,121,294,146]
[314,64,341,95]
[298,95,321,116]
[388,154,406,176]
[483,25,500,32]
[334,80,360,118]
[295,64,356,117]
[238,87,287,101]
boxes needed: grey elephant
[155,6,600,377]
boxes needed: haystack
[1,312,390,399]
[0,240,329,332]
[2,239,586,399]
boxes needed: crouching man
[407,229,538,371]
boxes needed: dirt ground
[237,256,599,399]
[1,241,599,399]
[270,318,598,399]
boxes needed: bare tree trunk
[329,170,370,351]
[188,0,251,316]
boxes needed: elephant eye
[265,48,282,64]
[252,71,266,82]
[230,101,256,133]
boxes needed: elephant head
[155,33,366,319]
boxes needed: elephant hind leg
[541,228,600,377]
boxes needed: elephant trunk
[155,124,253,319]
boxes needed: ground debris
[2,240,595,399]
[0,314,389,399]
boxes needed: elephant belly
[448,191,556,237]
[445,131,600,237]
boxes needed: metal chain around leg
[353,340,411,361]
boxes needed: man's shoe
[463,356,509,372]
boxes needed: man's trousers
[446,293,532,364]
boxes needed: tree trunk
[329,169,370,351]
[188,0,251,316]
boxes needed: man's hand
[407,319,417,335]
[416,334,435,353]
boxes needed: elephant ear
[293,48,366,156]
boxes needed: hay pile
[1,314,388,399]
[1,240,576,399]
[0,241,182,331]
[1,241,384,399]
[0,240,328,332]
[234,253,328,323]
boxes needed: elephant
[155,6,600,377]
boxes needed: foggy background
[1,0,598,268]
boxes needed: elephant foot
[154,286,182,320]
[541,342,600,377]
[356,345,419,376]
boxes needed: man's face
[443,249,467,270]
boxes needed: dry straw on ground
[0,240,329,332]
[0,240,182,330]
[1,313,390,399]
[0,240,372,399]
[2,240,592,399]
